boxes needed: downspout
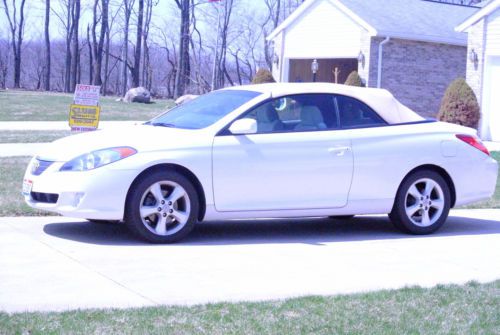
[377,36,390,88]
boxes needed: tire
[125,170,198,243]
[328,215,355,220]
[389,170,451,235]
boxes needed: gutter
[377,36,390,88]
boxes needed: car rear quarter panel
[346,123,497,210]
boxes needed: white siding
[486,9,500,55]
[283,0,362,59]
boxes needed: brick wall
[368,37,467,118]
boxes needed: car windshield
[147,90,261,129]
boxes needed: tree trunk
[70,0,80,91]
[44,0,51,90]
[131,0,144,88]
[174,0,190,98]
[121,0,132,96]
[87,25,93,84]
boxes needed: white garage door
[484,56,500,141]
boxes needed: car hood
[36,124,209,161]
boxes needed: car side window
[336,95,386,129]
[244,94,339,134]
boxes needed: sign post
[70,84,101,132]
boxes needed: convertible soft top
[225,83,425,125]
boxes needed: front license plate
[22,179,33,196]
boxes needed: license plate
[22,179,33,196]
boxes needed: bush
[251,68,276,84]
[344,71,364,87]
[437,78,480,128]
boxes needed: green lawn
[0,156,49,216]
[0,130,73,143]
[0,90,175,121]
[0,281,498,335]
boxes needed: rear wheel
[125,170,198,243]
[389,170,451,234]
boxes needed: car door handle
[328,146,351,156]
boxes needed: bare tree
[130,0,143,87]
[174,0,190,98]
[2,0,26,88]
[121,0,134,95]
[91,0,109,86]
[44,0,51,90]
[70,0,80,91]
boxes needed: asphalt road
[1,209,499,313]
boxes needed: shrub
[437,78,480,128]
[344,71,364,87]
[251,68,276,84]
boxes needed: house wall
[369,38,467,118]
[466,19,486,106]
[282,0,362,59]
[486,9,500,54]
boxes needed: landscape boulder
[175,94,199,105]
[124,87,151,103]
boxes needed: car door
[212,94,354,212]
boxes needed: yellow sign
[69,104,101,130]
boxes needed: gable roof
[456,0,500,32]
[267,0,479,46]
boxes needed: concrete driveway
[1,209,499,313]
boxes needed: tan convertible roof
[225,83,424,124]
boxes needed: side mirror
[229,118,257,135]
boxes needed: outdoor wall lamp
[469,49,478,65]
[273,53,279,66]
[311,59,319,82]
[358,51,365,63]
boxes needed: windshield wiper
[151,122,177,128]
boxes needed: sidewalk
[0,209,499,312]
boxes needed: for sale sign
[73,84,100,106]
[70,84,101,131]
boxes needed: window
[336,95,386,129]
[148,90,260,129]
[243,94,339,134]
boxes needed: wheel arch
[125,163,207,221]
[398,164,456,208]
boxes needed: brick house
[456,0,500,140]
[267,0,479,118]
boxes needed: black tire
[389,170,451,234]
[328,215,355,220]
[125,170,199,243]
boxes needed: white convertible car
[23,83,498,243]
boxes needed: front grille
[31,192,59,204]
[31,159,53,176]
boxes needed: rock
[175,94,199,105]
[123,87,151,103]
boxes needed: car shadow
[43,214,500,246]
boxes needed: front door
[212,94,354,212]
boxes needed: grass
[0,156,49,216]
[0,90,175,121]
[0,281,498,334]
[0,130,73,143]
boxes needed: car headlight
[60,147,137,171]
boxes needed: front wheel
[389,170,451,234]
[125,170,198,243]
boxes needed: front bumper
[23,158,139,220]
